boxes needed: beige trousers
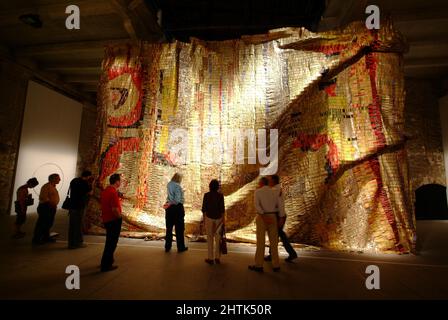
[205,216,222,260]
[255,214,279,268]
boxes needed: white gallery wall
[11,80,83,213]
[440,94,448,203]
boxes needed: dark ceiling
[148,0,326,41]
[1,0,447,104]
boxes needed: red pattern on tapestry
[324,83,337,96]
[312,44,349,56]
[364,34,402,251]
[107,63,143,127]
[219,77,223,112]
[365,52,386,148]
[292,133,339,173]
[99,137,140,184]
[369,157,404,252]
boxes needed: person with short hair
[32,174,61,244]
[265,175,298,262]
[164,173,188,253]
[13,177,39,239]
[100,173,123,272]
[249,176,280,272]
[202,179,225,264]
[67,170,94,249]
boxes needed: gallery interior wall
[439,94,448,201]
[0,58,97,215]
[11,80,83,213]
[404,78,446,196]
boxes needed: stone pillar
[76,102,98,176]
[0,59,29,215]
[404,78,446,197]
[439,94,448,203]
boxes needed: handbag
[25,194,34,206]
[62,187,71,210]
[14,201,21,214]
[219,223,228,255]
[163,202,172,210]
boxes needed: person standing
[201,179,225,264]
[13,178,39,238]
[164,173,188,253]
[100,173,123,272]
[32,174,60,244]
[265,175,298,262]
[67,170,93,249]
[249,177,280,272]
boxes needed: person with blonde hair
[164,173,188,253]
[201,179,225,264]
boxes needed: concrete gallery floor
[0,211,447,300]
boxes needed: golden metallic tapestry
[86,21,416,254]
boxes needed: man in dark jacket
[67,170,93,249]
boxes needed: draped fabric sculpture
[86,21,416,254]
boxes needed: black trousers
[269,218,297,258]
[165,203,186,250]
[68,208,85,247]
[32,203,56,243]
[101,218,122,269]
[278,228,297,258]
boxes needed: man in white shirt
[265,175,298,262]
[248,177,280,272]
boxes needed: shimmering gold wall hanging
[85,21,416,254]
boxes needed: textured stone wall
[439,95,448,201]
[76,103,98,176]
[0,58,28,215]
[404,78,446,195]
